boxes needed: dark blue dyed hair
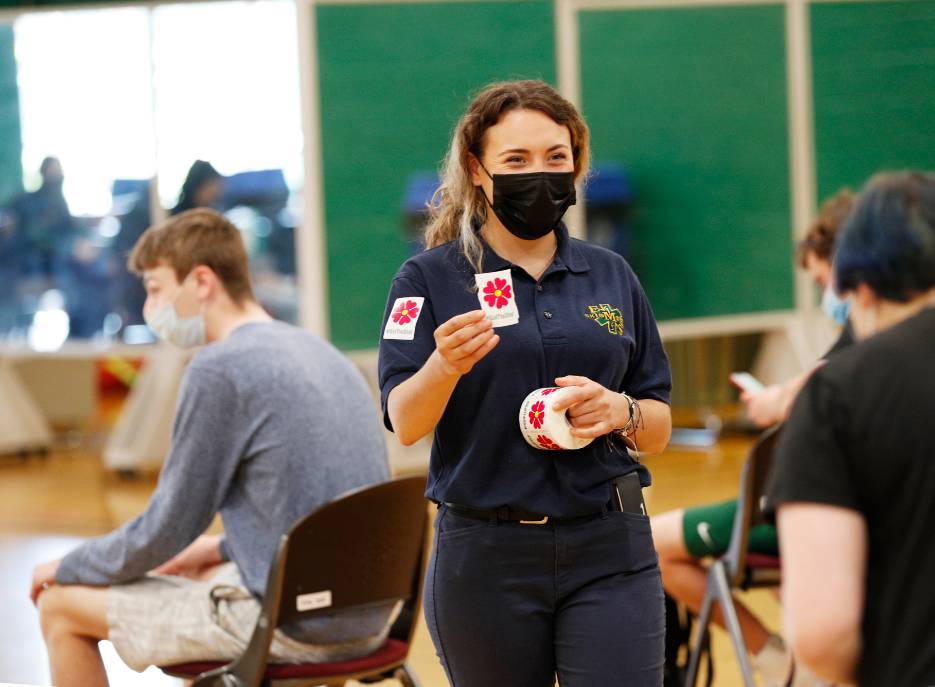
[834,171,935,302]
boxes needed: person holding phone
[378,80,672,686]
[742,191,856,428]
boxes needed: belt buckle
[519,516,549,525]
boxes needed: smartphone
[729,371,765,394]
[611,472,646,515]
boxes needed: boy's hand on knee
[30,559,61,605]
[153,534,224,577]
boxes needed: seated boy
[30,209,396,687]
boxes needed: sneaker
[786,659,834,687]
[753,635,792,687]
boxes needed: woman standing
[379,80,672,686]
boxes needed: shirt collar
[479,223,591,274]
[554,223,591,274]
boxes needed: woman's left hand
[552,376,629,439]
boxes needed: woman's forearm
[387,350,462,446]
[631,398,671,455]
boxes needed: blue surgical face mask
[821,286,850,326]
[144,277,206,348]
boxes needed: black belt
[443,473,646,525]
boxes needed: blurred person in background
[743,190,855,427]
[110,181,155,330]
[171,159,224,215]
[6,156,75,281]
[0,205,19,334]
[769,170,935,686]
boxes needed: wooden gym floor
[0,407,778,686]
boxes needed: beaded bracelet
[612,393,643,454]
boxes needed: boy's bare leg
[38,585,110,687]
[653,509,772,653]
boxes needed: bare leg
[38,585,110,687]
[653,509,772,653]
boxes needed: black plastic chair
[685,425,784,687]
[162,476,429,687]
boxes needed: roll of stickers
[519,387,594,451]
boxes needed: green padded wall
[579,4,794,321]
[316,0,555,350]
[0,25,23,205]
[812,0,935,201]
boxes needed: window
[0,1,303,346]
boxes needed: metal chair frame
[685,426,784,687]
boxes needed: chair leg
[192,669,245,687]
[709,563,756,687]
[394,662,422,687]
[685,575,716,687]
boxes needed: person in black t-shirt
[654,190,856,687]
[767,170,935,686]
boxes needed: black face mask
[481,165,576,241]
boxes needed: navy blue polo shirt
[378,224,671,518]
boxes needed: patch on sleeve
[383,297,426,340]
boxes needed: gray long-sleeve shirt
[57,321,393,642]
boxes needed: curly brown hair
[424,80,591,271]
[796,189,855,268]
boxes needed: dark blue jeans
[424,504,665,687]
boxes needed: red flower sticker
[392,299,420,326]
[482,278,512,309]
[537,435,561,450]
[528,401,546,429]
[541,387,559,396]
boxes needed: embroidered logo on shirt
[584,304,624,336]
[383,297,425,341]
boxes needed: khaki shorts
[107,562,394,672]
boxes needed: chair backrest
[723,424,783,586]
[219,476,428,687]
[275,475,428,625]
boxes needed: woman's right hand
[432,310,500,376]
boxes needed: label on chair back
[296,590,333,612]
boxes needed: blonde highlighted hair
[424,80,591,271]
